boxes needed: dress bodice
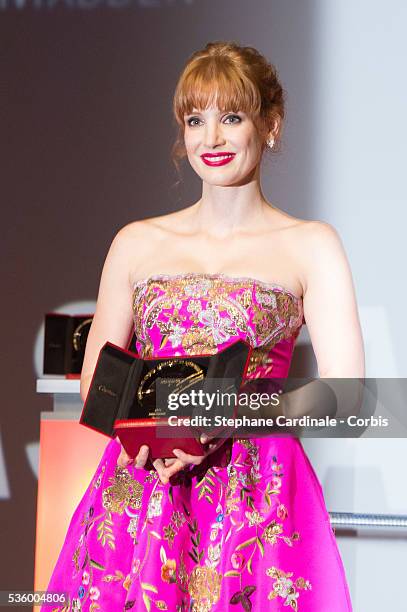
[132,273,304,379]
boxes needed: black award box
[43,313,93,375]
[80,339,251,459]
[43,312,138,376]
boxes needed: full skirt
[43,436,352,611]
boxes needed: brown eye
[186,117,201,127]
[224,114,241,124]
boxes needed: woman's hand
[116,443,172,485]
[160,433,225,480]
[117,443,149,469]
[116,434,225,484]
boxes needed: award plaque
[80,340,252,459]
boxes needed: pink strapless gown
[43,273,352,611]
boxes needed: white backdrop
[264,2,407,609]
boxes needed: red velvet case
[114,418,204,459]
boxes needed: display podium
[34,379,108,597]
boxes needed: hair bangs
[173,59,261,125]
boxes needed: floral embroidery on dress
[127,515,140,543]
[102,466,144,514]
[132,273,303,363]
[198,304,235,344]
[266,566,312,610]
[147,491,164,519]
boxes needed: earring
[266,137,275,149]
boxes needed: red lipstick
[200,152,236,167]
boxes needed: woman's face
[183,105,265,186]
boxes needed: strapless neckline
[132,271,302,303]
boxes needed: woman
[44,41,364,611]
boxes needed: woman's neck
[189,178,272,238]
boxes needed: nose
[203,119,225,149]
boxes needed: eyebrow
[185,109,238,116]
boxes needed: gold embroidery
[181,328,218,355]
[72,546,80,572]
[188,565,223,612]
[96,512,116,549]
[226,465,238,495]
[161,510,187,549]
[245,510,265,526]
[132,274,303,361]
[102,466,144,515]
[263,520,283,542]
[236,287,253,310]
[245,342,274,377]
[163,524,176,547]
[263,520,300,547]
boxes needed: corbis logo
[0,0,193,10]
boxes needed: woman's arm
[79,223,173,482]
[80,225,136,402]
[300,221,365,378]
[283,222,365,421]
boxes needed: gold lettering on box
[98,384,118,398]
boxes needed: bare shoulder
[99,221,152,277]
[110,212,188,284]
[110,214,174,250]
[294,219,346,259]
[291,219,351,295]
[269,208,339,240]
[265,210,343,252]
[118,210,187,242]
[303,219,340,238]
[264,207,313,236]
[266,214,347,293]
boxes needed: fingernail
[173,449,180,456]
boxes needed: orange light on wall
[34,418,108,594]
